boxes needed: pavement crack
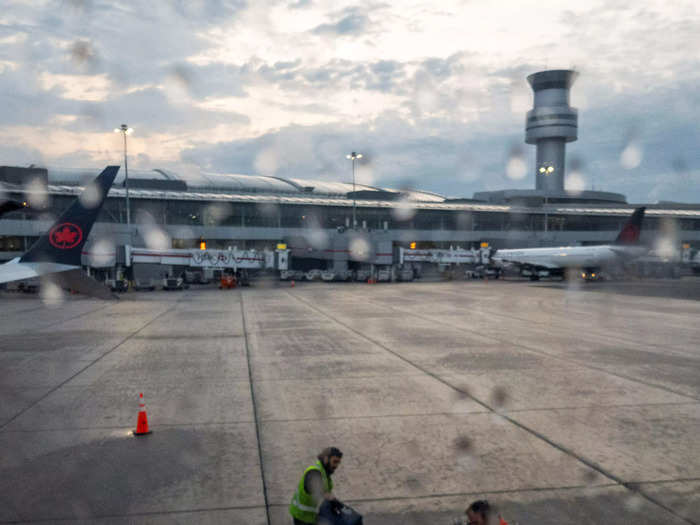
[240,290,272,525]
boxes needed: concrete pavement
[1,278,699,523]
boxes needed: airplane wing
[511,258,560,269]
[494,254,560,269]
[609,246,646,257]
[0,259,86,284]
[0,258,41,283]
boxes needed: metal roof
[45,167,446,202]
[3,167,695,219]
[38,184,700,218]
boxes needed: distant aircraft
[0,199,28,218]
[493,207,647,281]
[0,165,120,298]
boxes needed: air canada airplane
[0,165,120,298]
[493,207,647,281]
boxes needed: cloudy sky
[1,0,699,203]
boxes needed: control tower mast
[525,70,578,193]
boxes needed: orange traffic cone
[290,280,295,287]
[133,392,152,436]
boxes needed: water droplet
[78,181,101,209]
[490,386,509,408]
[624,494,644,512]
[454,435,472,452]
[40,281,65,308]
[307,228,329,250]
[349,237,371,261]
[452,384,471,400]
[620,143,642,169]
[70,40,96,67]
[25,178,48,209]
[254,148,279,175]
[391,198,416,222]
[506,156,527,180]
[582,469,598,485]
[87,238,115,267]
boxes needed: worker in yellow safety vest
[289,447,343,524]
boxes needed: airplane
[0,199,28,218]
[492,207,647,281]
[0,165,120,299]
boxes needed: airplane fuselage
[494,245,647,271]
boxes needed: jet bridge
[125,246,289,271]
[398,246,490,265]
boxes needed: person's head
[318,447,343,474]
[466,500,491,525]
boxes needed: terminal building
[1,70,699,277]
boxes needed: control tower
[473,68,626,205]
[525,69,578,193]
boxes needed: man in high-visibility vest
[289,447,343,524]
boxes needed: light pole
[114,124,133,234]
[539,164,554,234]
[345,151,362,229]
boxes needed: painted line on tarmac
[259,410,492,424]
[0,296,187,434]
[0,504,267,524]
[31,301,113,332]
[0,420,258,433]
[240,290,272,525]
[628,476,700,486]
[253,373,428,382]
[500,400,700,414]
[290,291,698,525]
[0,303,60,317]
[265,482,620,507]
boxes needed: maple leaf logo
[54,227,77,245]
[48,223,83,249]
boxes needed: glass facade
[2,193,700,258]
[4,195,700,232]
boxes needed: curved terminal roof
[286,177,380,195]
[38,167,700,218]
[39,182,700,219]
[45,167,446,202]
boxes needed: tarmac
[1,278,699,524]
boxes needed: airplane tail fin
[614,207,646,245]
[20,166,120,266]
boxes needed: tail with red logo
[613,207,646,245]
[20,165,120,266]
[0,166,119,298]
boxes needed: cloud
[0,143,46,167]
[0,0,699,204]
[180,61,700,202]
[312,8,370,35]
[288,0,312,8]
[181,114,529,198]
